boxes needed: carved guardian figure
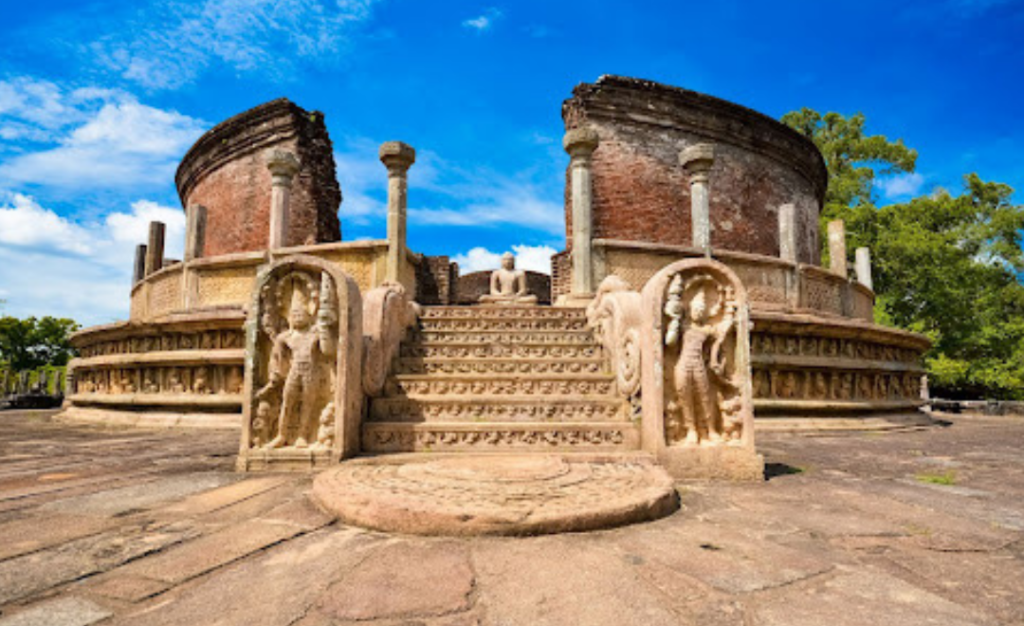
[256,271,338,449]
[663,274,739,445]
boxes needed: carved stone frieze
[386,377,616,397]
[363,425,633,452]
[396,359,606,376]
[369,399,623,422]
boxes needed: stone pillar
[184,204,207,261]
[827,220,847,278]
[564,127,600,296]
[778,203,798,263]
[379,141,416,284]
[679,143,716,257]
[133,244,148,285]
[855,247,873,290]
[144,222,165,277]
[265,149,301,249]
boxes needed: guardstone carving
[238,255,363,471]
[640,258,763,480]
[362,282,419,397]
[663,272,742,444]
[586,275,642,398]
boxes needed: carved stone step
[399,340,602,360]
[369,397,626,422]
[420,306,587,320]
[394,357,610,376]
[385,374,617,398]
[417,317,589,332]
[411,330,597,345]
[362,422,640,453]
[400,342,604,360]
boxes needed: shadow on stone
[764,463,804,480]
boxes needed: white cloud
[462,8,503,31]
[0,193,184,324]
[0,78,206,190]
[106,200,186,256]
[0,192,91,254]
[876,172,925,199]
[452,244,556,274]
[91,0,382,90]
[334,137,564,234]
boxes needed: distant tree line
[0,315,80,372]
[782,109,1024,400]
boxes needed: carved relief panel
[640,258,762,479]
[238,256,363,471]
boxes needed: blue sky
[1,0,1022,325]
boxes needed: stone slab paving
[0,410,1023,625]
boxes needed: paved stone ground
[1,409,1023,626]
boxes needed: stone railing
[586,239,874,322]
[128,240,419,323]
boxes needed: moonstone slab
[311,455,678,536]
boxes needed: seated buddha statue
[479,253,538,305]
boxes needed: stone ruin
[57,75,933,534]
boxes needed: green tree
[782,109,1024,399]
[781,108,918,245]
[865,175,1024,398]
[0,316,80,371]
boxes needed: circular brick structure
[561,75,826,264]
[312,455,679,536]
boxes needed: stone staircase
[363,306,640,453]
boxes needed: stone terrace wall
[175,99,342,257]
[562,76,827,265]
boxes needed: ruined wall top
[175,99,342,257]
[561,76,827,264]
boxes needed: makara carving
[586,275,642,398]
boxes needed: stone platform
[311,455,678,536]
[3,409,1024,626]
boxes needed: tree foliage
[0,316,80,371]
[783,109,1024,399]
[782,108,918,215]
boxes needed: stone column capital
[265,149,300,187]
[379,141,416,174]
[679,143,716,178]
[563,127,600,161]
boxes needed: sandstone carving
[662,272,741,444]
[586,275,642,398]
[640,258,762,480]
[479,253,538,305]
[238,255,363,471]
[362,282,419,396]
[254,270,337,449]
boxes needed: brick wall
[176,99,342,257]
[560,76,826,266]
[416,256,458,305]
[550,250,571,301]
